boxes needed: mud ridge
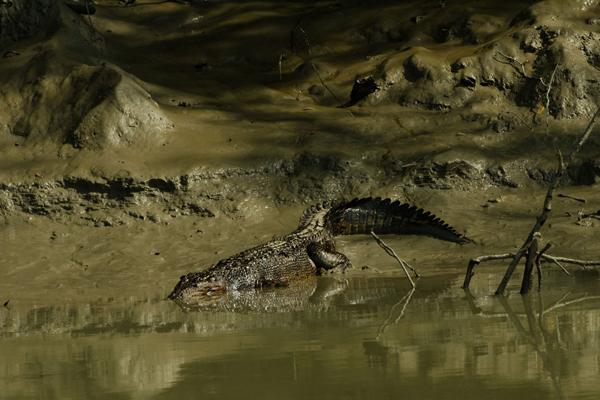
[1,154,598,225]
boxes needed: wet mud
[0,0,599,223]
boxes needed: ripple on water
[2,274,600,399]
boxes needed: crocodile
[168,197,469,304]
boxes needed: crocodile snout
[168,273,227,303]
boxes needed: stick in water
[370,231,419,288]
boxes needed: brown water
[2,186,600,400]
[2,273,600,400]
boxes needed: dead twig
[463,248,600,287]
[557,193,586,203]
[85,0,95,29]
[540,254,600,269]
[310,62,342,103]
[462,253,515,289]
[520,235,539,294]
[579,209,600,218]
[494,51,528,77]
[296,26,311,53]
[535,243,553,290]
[278,52,285,81]
[291,25,342,103]
[492,106,600,295]
[540,64,559,122]
[370,231,419,288]
[541,255,570,275]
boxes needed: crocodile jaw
[168,273,227,303]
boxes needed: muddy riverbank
[1,0,599,307]
[0,0,600,224]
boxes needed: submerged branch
[462,254,514,289]
[535,243,553,290]
[463,248,600,291]
[376,287,416,339]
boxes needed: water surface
[2,271,600,400]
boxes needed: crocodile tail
[325,197,470,244]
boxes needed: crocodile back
[218,239,317,290]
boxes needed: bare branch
[462,246,600,291]
[471,253,516,263]
[494,106,600,295]
[310,62,342,103]
[278,53,284,81]
[541,64,559,119]
[557,193,586,203]
[541,255,570,275]
[520,237,539,294]
[290,25,342,103]
[85,0,94,28]
[566,107,600,164]
[534,243,553,290]
[541,254,600,268]
[462,254,514,289]
[494,51,528,77]
[370,231,419,288]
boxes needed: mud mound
[0,51,173,149]
[354,0,600,122]
[0,0,59,45]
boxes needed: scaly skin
[168,197,469,304]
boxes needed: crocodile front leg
[307,241,351,274]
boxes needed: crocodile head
[167,272,227,304]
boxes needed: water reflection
[2,274,600,399]
[172,276,350,312]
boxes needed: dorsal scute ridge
[298,199,341,229]
[323,197,468,243]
